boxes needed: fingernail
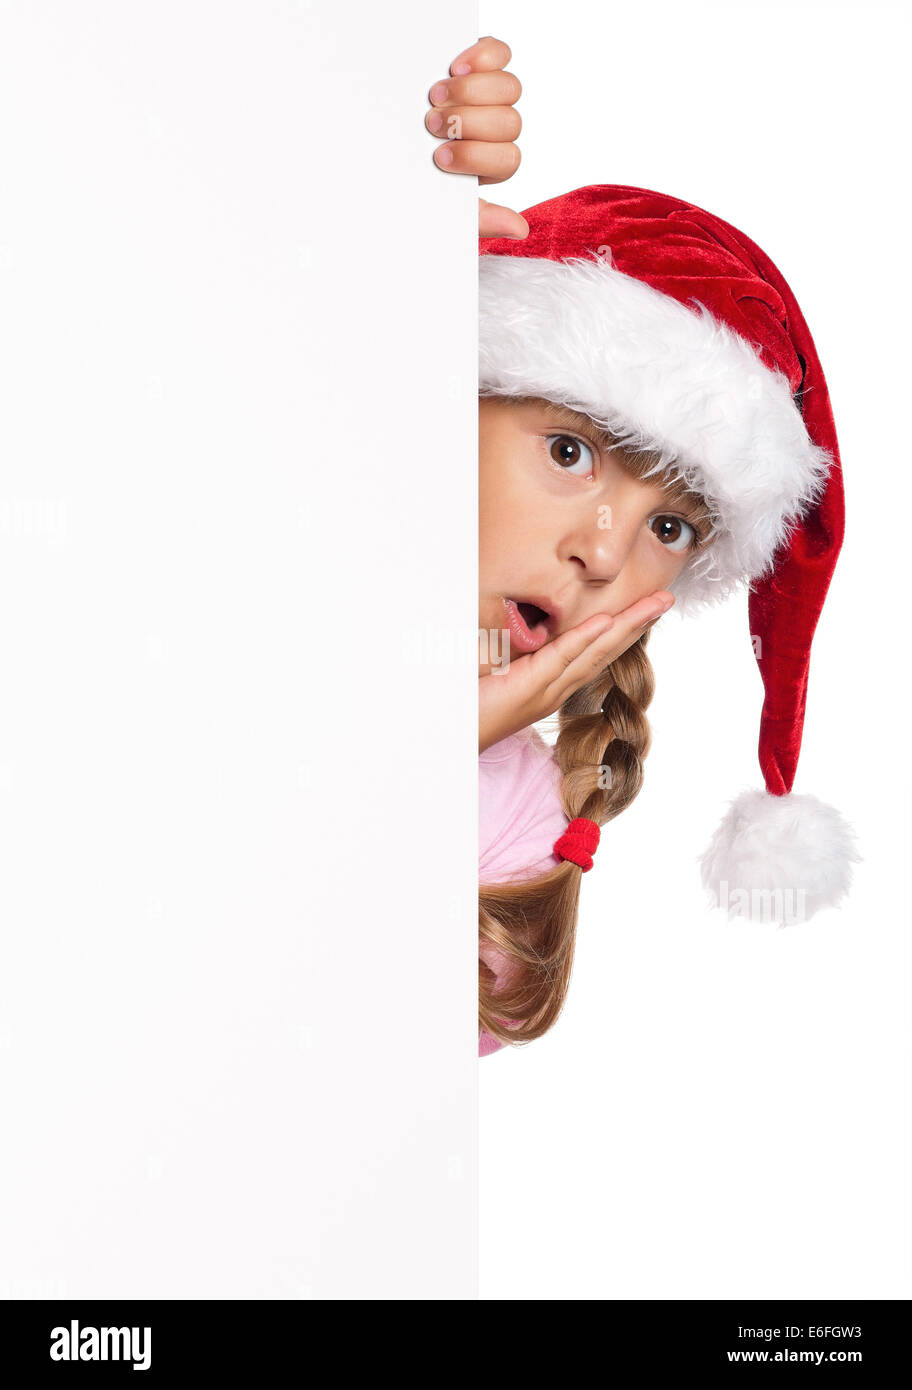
[430,83,449,104]
[427,110,443,133]
[435,145,454,167]
[452,61,471,75]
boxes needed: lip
[521,594,563,630]
[502,597,553,653]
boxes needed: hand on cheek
[479,593,675,753]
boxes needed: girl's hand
[479,593,675,754]
[425,36,529,241]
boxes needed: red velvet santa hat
[479,184,860,923]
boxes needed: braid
[478,633,656,1047]
[554,629,655,825]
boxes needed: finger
[478,198,529,240]
[525,614,616,685]
[533,607,664,703]
[449,36,512,75]
[585,595,675,668]
[433,139,521,183]
[428,70,522,110]
[545,627,632,704]
[615,592,676,636]
[425,104,521,143]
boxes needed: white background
[0,1,478,1299]
[479,0,912,1299]
[1,0,908,1309]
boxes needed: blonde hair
[479,403,715,1048]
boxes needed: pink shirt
[479,726,570,1057]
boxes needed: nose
[566,505,641,584]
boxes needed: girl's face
[479,396,711,672]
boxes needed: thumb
[479,198,529,240]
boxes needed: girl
[426,39,859,1057]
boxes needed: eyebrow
[538,402,621,456]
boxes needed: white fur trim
[479,253,835,614]
[699,788,861,923]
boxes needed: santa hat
[479,184,860,924]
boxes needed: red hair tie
[553,817,601,872]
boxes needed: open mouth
[503,598,551,653]
[516,601,549,630]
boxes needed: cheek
[659,545,694,576]
[478,458,528,575]
[478,490,505,577]
[634,534,693,586]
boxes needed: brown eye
[545,434,594,476]
[649,514,696,553]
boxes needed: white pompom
[700,788,861,924]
